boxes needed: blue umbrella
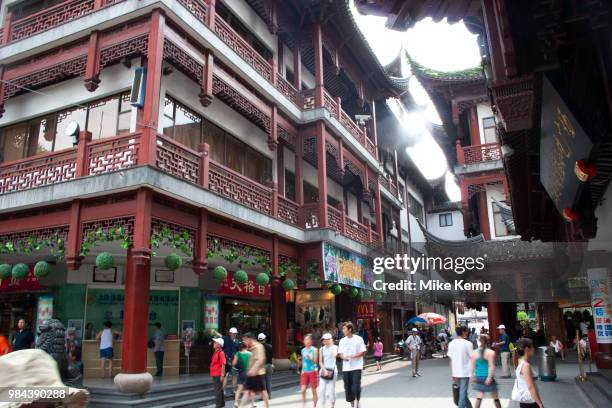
[407,316,428,325]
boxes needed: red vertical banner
[356,302,376,319]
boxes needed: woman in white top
[96,321,119,378]
[318,332,338,408]
[549,336,564,360]
[512,338,544,408]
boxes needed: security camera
[354,114,371,126]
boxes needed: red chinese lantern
[563,208,579,222]
[574,160,597,182]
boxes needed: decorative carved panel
[0,150,77,194]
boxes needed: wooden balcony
[457,142,502,165]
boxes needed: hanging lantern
[213,265,228,281]
[12,263,29,280]
[96,252,115,270]
[349,287,359,298]
[562,208,579,222]
[0,264,12,279]
[256,272,270,286]
[34,261,51,278]
[234,269,248,284]
[164,253,182,271]
[282,278,295,291]
[330,284,342,296]
[574,160,597,182]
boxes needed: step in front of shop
[575,372,612,408]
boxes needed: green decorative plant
[96,252,115,270]
[207,239,273,275]
[80,226,131,257]
[0,264,11,279]
[256,272,270,286]
[330,283,342,296]
[282,278,295,291]
[349,287,359,298]
[234,269,248,284]
[0,232,66,259]
[306,260,321,283]
[164,253,182,271]
[12,263,29,280]
[150,226,193,258]
[375,292,384,302]
[34,261,51,278]
[213,265,228,281]
[362,289,372,299]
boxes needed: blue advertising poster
[322,242,375,289]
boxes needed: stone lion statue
[36,318,82,388]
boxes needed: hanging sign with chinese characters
[540,76,593,216]
[217,271,271,299]
[588,268,612,344]
[204,296,220,330]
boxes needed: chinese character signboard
[0,267,41,292]
[322,242,375,289]
[588,268,612,344]
[217,271,271,298]
[204,297,219,330]
[355,302,376,319]
[36,295,54,335]
[540,76,593,215]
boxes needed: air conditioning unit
[130,67,147,108]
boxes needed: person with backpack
[210,338,227,408]
[233,342,251,407]
[470,334,501,408]
[373,337,384,371]
[512,338,544,408]
[318,333,338,408]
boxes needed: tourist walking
[438,331,449,358]
[299,334,319,407]
[233,342,251,407]
[493,324,512,378]
[470,334,501,408]
[214,327,241,393]
[406,328,422,377]
[448,326,474,408]
[96,321,119,378]
[318,333,338,408]
[512,338,545,408]
[373,337,383,371]
[241,332,269,408]
[210,337,226,408]
[338,322,367,408]
[549,336,564,360]
[152,322,165,376]
[12,318,34,351]
[258,333,274,398]
[0,333,11,355]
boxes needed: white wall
[426,210,465,240]
[485,184,520,240]
[0,58,139,127]
[476,103,495,144]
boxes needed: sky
[350,3,481,201]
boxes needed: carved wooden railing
[176,0,208,23]
[301,88,316,110]
[208,160,272,215]
[366,137,377,157]
[301,203,320,229]
[276,74,298,105]
[214,15,272,82]
[156,134,200,183]
[0,148,77,194]
[340,109,366,147]
[345,217,369,246]
[458,142,502,165]
[323,91,339,118]
[4,0,125,44]
[327,204,343,233]
[278,196,299,225]
[88,133,140,176]
[371,230,383,249]
[378,173,399,199]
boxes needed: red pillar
[139,10,165,166]
[114,189,153,393]
[84,31,101,91]
[316,122,328,227]
[292,44,302,91]
[477,191,491,240]
[192,208,208,275]
[295,133,304,205]
[468,106,481,145]
[370,102,378,160]
[542,303,566,343]
[199,51,214,107]
[374,178,383,238]
[270,236,287,360]
[312,23,324,107]
[487,300,501,334]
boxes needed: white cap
[497,324,506,329]
[257,333,266,341]
[229,327,238,334]
[412,328,418,332]
[322,333,333,340]
[213,337,225,347]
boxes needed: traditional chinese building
[0,0,421,393]
[356,0,612,369]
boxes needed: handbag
[147,339,155,349]
[320,367,335,380]
[511,362,534,402]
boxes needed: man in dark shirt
[258,333,273,398]
[13,318,34,351]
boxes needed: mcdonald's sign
[355,302,376,319]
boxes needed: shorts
[237,371,247,385]
[225,363,237,377]
[374,356,382,362]
[300,371,319,388]
[245,374,266,392]
[99,347,113,359]
[472,377,498,393]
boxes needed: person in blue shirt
[493,324,511,378]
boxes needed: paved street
[224,356,589,408]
